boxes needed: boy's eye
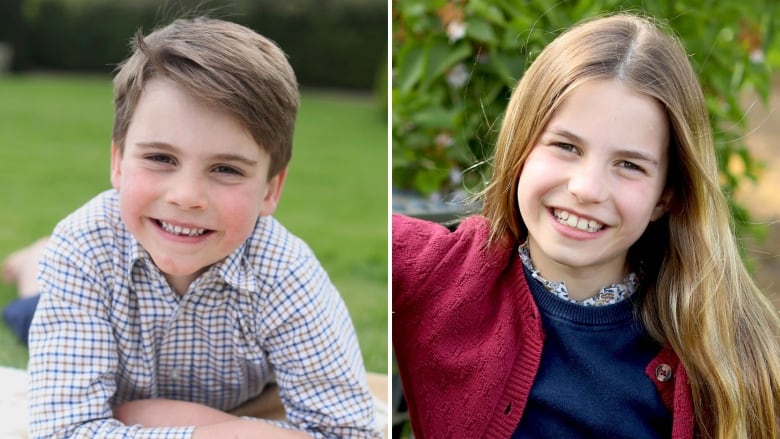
[213,165,243,176]
[145,154,175,165]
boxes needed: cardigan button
[655,364,673,382]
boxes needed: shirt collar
[125,231,260,294]
[216,241,260,293]
[128,234,149,268]
[518,241,639,306]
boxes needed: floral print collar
[518,242,639,306]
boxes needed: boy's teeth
[553,209,604,232]
[159,220,206,236]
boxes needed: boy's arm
[28,288,195,439]
[113,399,235,427]
[258,253,381,438]
[114,399,313,438]
[192,420,312,439]
[27,232,195,439]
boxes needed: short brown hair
[112,17,299,178]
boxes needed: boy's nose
[165,173,208,209]
[567,164,608,204]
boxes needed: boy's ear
[259,167,288,217]
[110,141,122,191]
[650,187,673,221]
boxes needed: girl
[392,13,780,438]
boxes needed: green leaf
[466,0,506,26]
[489,52,526,87]
[413,167,450,195]
[422,41,473,89]
[409,106,457,130]
[466,17,498,44]
[395,44,426,93]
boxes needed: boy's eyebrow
[136,141,258,166]
[210,153,258,166]
[547,128,660,166]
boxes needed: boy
[27,17,379,438]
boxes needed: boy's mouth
[156,219,211,237]
[552,209,605,233]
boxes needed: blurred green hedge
[392,0,779,239]
[4,0,386,91]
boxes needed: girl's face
[517,79,671,293]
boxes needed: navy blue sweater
[512,268,672,438]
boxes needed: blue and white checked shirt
[28,189,379,439]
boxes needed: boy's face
[110,78,286,294]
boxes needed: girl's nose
[567,164,608,204]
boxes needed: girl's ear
[651,187,673,221]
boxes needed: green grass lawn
[0,74,388,373]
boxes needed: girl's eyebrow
[616,149,659,166]
[547,128,660,166]
[135,141,258,166]
[548,127,584,144]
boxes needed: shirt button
[655,364,673,382]
[170,368,181,380]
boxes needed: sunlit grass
[0,74,388,372]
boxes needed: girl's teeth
[553,209,604,232]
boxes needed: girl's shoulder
[392,213,491,243]
[392,214,493,260]
[392,214,514,293]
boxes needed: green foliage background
[3,0,386,90]
[392,0,778,237]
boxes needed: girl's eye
[213,165,243,176]
[554,142,578,153]
[145,154,175,165]
[618,160,644,172]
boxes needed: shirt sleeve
[258,251,381,439]
[27,231,195,439]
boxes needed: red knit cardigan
[392,214,695,438]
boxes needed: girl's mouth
[552,209,605,233]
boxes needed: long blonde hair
[481,13,780,438]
